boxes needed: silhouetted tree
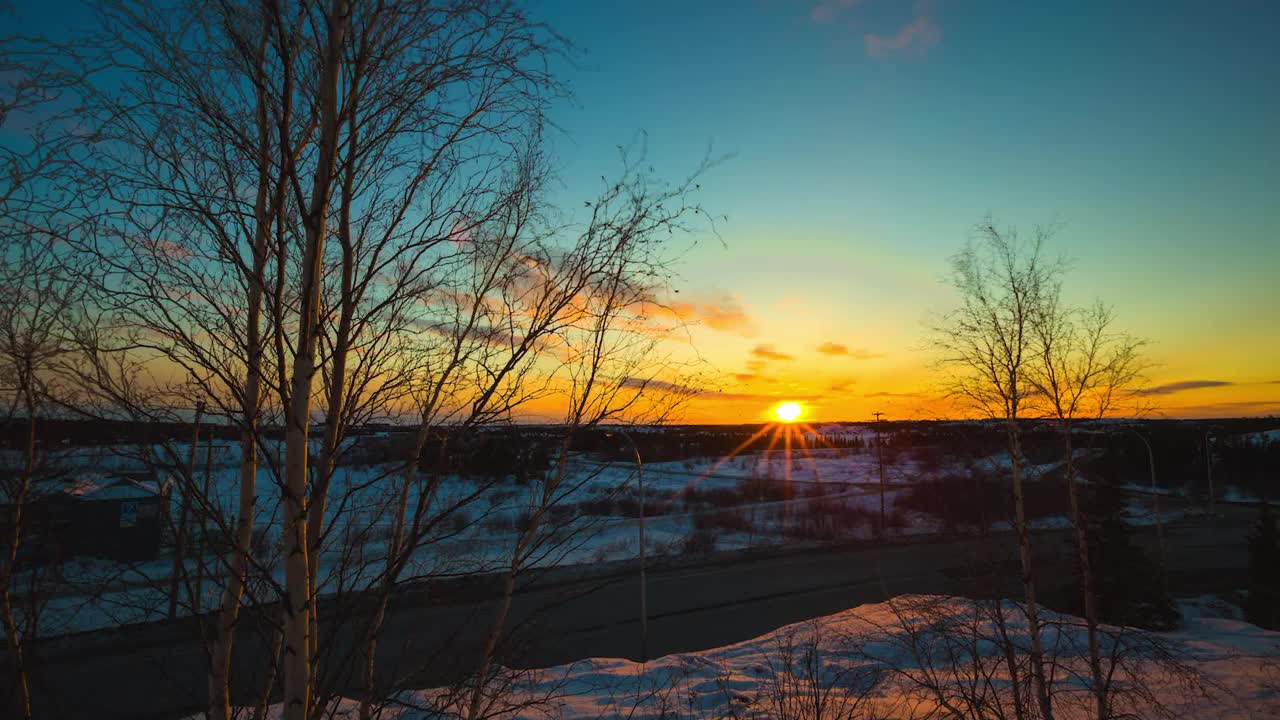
[1076,478,1177,631]
[1029,291,1145,720]
[932,218,1062,720]
[1245,503,1280,630]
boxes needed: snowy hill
[248,595,1280,719]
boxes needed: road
[15,507,1255,720]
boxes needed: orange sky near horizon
[643,266,1280,425]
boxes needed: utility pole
[193,429,215,613]
[873,411,886,535]
[1205,431,1214,516]
[169,399,204,619]
[1127,429,1166,577]
[609,430,647,662]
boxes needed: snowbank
[241,595,1280,719]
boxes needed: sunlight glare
[772,401,803,423]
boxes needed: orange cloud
[865,390,925,399]
[667,293,756,335]
[751,344,795,362]
[817,342,884,359]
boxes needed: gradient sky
[9,1,1278,423]
[532,0,1280,422]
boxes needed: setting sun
[772,401,803,423]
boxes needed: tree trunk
[306,125,358,675]
[359,425,442,720]
[206,57,276,716]
[1063,425,1106,719]
[1008,417,1053,720]
[281,225,318,720]
[357,465,412,720]
[282,4,349,718]
[466,568,520,720]
[982,528,1027,720]
[253,618,285,720]
[207,385,260,720]
[1,371,37,720]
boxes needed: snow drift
[245,594,1280,719]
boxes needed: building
[0,475,166,564]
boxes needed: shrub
[786,499,874,541]
[693,508,754,533]
[1246,503,1280,629]
[682,527,718,555]
[578,497,616,516]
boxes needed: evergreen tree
[1245,503,1280,629]
[1074,477,1179,630]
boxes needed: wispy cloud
[667,293,756,335]
[865,390,925,398]
[751,344,795,362]
[864,1,941,59]
[828,378,857,392]
[1154,399,1280,419]
[620,377,813,407]
[810,0,865,23]
[706,389,826,403]
[1136,380,1233,396]
[810,0,942,59]
[619,377,697,394]
[817,342,884,359]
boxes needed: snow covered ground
[9,438,1213,637]
[235,595,1280,720]
[1240,428,1280,446]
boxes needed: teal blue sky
[532,0,1279,419]
[8,0,1278,419]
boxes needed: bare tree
[932,218,1062,720]
[331,145,715,720]
[17,4,727,718]
[0,36,86,717]
[53,2,559,717]
[298,3,563,693]
[0,234,82,720]
[1028,295,1144,720]
[61,3,295,715]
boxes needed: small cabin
[1,475,166,564]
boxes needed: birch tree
[1029,296,1144,720]
[933,218,1061,720]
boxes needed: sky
[529,0,1280,422]
[7,1,1278,424]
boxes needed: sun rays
[682,402,836,503]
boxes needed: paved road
[14,508,1255,720]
